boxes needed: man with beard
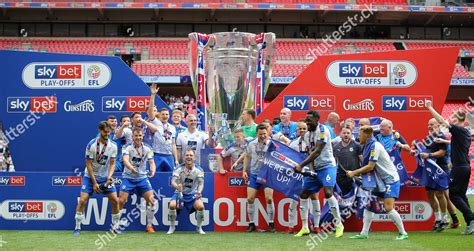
[167,149,206,235]
[243,124,275,233]
[294,110,343,238]
[332,126,363,195]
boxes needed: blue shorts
[374,181,401,199]
[171,192,197,214]
[248,173,268,190]
[154,153,175,172]
[81,176,116,196]
[302,166,337,194]
[120,178,153,196]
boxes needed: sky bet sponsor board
[0,51,169,172]
[7,96,57,113]
[22,62,111,89]
[0,172,436,231]
[382,95,433,112]
[283,95,335,111]
[326,60,417,87]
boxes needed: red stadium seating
[356,0,407,5]
[405,42,474,55]
[452,64,471,78]
[0,0,410,3]
[0,38,472,79]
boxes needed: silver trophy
[189,32,275,147]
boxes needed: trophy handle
[262,33,276,98]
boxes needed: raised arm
[426,100,449,128]
[147,83,159,121]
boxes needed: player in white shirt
[118,127,157,233]
[147,84,180,171]
[176,114,216,165]
[114,112,144,145]
[347,125,408,240]
[167,149,206,235]
[294,110,343,238]
[74,121,120,236]
[288,120,321,234]
[217,128,247,174]
[243,124,275,233]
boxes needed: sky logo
[382,96,432,112]
[339,63,387,78]
[7,97,57,113]
[228,177,245,187]
[35,65,82,79]
[102,96,150,112]
[284,95,335,111]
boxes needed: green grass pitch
[1,197,473,251]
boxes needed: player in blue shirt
[74,121,120,236]
[347,125,408,240]
[118,127,157,233]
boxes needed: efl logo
[102,96,150,112]
[339,63,387,78]
[7,96,57,113]
[8,202,43,213]
[35,65,82,79]
[0,176,26,186]
[52,176,82,186]
[228,177,245,187]
[284,95,335,111]
[382,95,433,112]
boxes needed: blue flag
[355,187,385,218]
[353,117,381,138]
[388,149,410,187]
[411,140,449,190]
[256,140,305,200]
[320,183,358,227]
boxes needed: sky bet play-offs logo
[0,200,65,220]
[382,95,433,112]
[326,61,417,88]
[102,96,150,112]
[22,62,111,89]
[7,96,57,113]
[284,95,335,111]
